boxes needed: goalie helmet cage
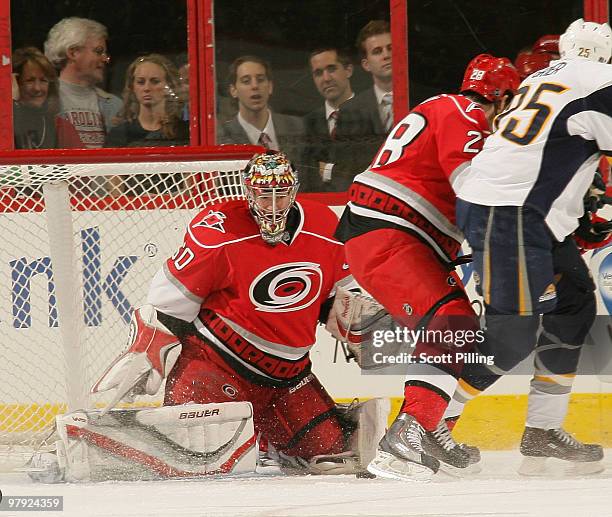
[0,145,258,470]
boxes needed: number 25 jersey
[456,58,612,240]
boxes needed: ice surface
[1,451,611,517]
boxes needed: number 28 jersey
[456,58,612,240]
[336,94,490,263]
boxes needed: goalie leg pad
[301,398,391,475]
[262,373,345,460]
[48,402,256,482]
[339,398,391,468]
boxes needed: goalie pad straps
[54,403,256,482]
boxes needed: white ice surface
[2,451,611,517]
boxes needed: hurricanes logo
[250,262,323,312]
[194,210,227,233]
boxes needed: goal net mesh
[0,152,252,470]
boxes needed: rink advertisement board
[2,206,612,407]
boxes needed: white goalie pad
[344,397,391,469]
[37,402,256,482]
[326,286,395,369]
[280,398,391,476]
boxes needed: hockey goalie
[30,151,389,482]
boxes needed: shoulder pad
[298,200,341,238]
[187,200,259,248]
[434,94,488,126]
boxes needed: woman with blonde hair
[108,53,188,147]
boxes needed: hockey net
[0,146,256,470]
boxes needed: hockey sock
[400,384,449,431]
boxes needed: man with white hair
[45,17,121,149]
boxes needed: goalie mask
[242,151,299,244]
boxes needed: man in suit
[303,48,354,192]
[333,20,393,190]
[217,55,304,174]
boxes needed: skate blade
[366,451,435,482]
[438,460,482,478]
[518,456,605,477]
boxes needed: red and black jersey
[148,199,354,386]
[336,94,490,263]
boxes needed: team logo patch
[249,262,323,312]
[194,210,227,233]
[222,384,238,399]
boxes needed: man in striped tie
[304,47,355,191]
[217,55,304,170]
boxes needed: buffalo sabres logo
[250,262,323,312]
[194,210,227,233]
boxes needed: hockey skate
[422,420,482,476]
[518,426,604,476]
[367,413,439,482]
[26,449,65,484]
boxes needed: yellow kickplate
[3,394,612,450]
[337,393,612,450]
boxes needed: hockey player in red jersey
[89,151,388,476]
[335,54,520,481]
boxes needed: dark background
[11,0,587,123]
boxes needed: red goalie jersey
[336,94,490,262]
[147,198,354,385]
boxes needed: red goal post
[0,145,259,469]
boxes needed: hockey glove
[574,214,612,250]
[326,286,394,369]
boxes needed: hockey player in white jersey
[451,18,612,473]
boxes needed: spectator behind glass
[12,47,58,149]
[108,54,188,147]
[217,55,304,169]
[333,20,393,191]
[303,47,354,192]
[44,17,122,149]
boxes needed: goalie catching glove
[326,286,395,369]
[91,305,182,403]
